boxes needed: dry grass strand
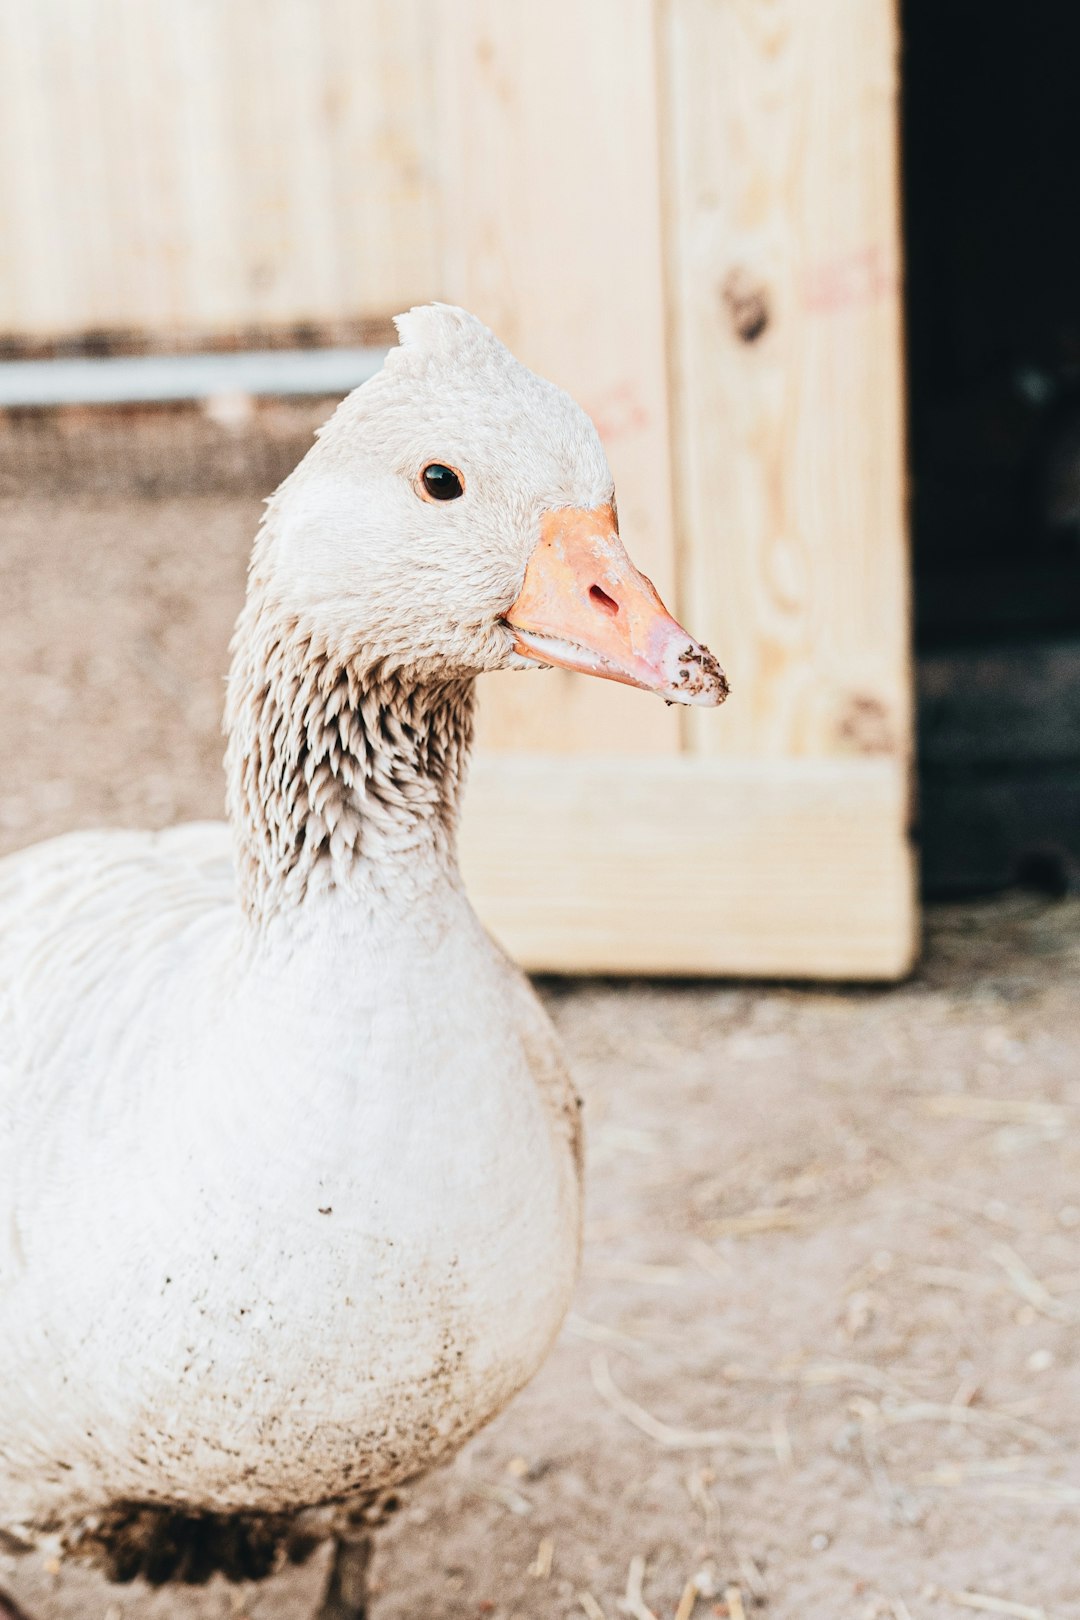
[591,1355,773,1453]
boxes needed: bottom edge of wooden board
[459,754,917,980]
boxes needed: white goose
[0,305,726,1620]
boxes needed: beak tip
[666,640,729,707]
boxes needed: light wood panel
[432,0,681,756]
[660,0,910,764]
[461,755,916,979]
[0,0,441,338]
[457,0,915,976]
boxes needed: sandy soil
[2,497,1079,1620]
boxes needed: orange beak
[505,504,728,706]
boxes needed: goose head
[255,303,728,706]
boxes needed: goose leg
[313,1529,372,1620]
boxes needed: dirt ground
[2,496,1079,1620]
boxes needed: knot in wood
[721,269,770,344]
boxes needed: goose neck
[224,598,475,922]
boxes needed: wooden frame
[446,0,915,977]
[461,757,914,979]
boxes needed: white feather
[0,306,599,1546]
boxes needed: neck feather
[224,597,475,921]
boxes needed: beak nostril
[589,584,620,616]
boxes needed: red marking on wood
[587,381,650,442]
[802,245,897,314]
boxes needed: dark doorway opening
[905,2,1080,893]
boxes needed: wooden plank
[432,0,681,757]
[0,0,441,338]
[460,755,917,979]
[660,0,910,765]
[0,3,68,334]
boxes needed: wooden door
[442,0,915,977]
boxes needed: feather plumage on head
[390,302,508,367]
[225,303,613,909]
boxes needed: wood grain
[432,0,681,756]
[660,0,911,765]
[0,0,441,338]
[460,753,916,979]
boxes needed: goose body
[0,306,725,1609]
[0,823,580,1538]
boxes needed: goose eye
[420,462,465,502]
